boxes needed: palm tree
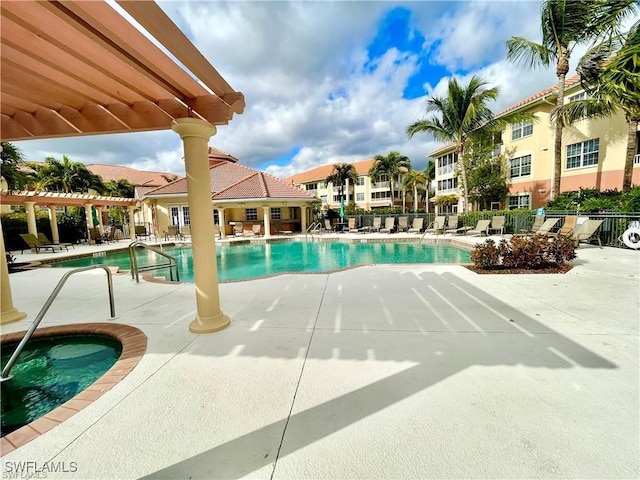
[506,0,638,200]
[407,76,498,214]
[368,151,411,208]
[28,155,104,193]
[402,170,427,213]
[424,161,436,213]
[0,142,27,190]
[325,163,358,218]
[554,20,640,192]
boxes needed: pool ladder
[1,266,116,383]
[128,241,179,283]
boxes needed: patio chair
[552,215,578,237]
[523,215,545,235]
[166,225,184,241]
[466,219,491,236]
[37,232,72,251]
[233,222,244,236]
[252,224,262,236]
[371,217,382,232]
[488,215,505,236]
[424,215,446,235]
[323,219,334,233]
[444,215,469,235]
[535,218,561,236]
[345,217,360,233]
[88,227,104,244]
[397,216,409,232]
[19,233,58,254]
[213,224,221,238]
[134,225,149,240]
[407,217,424,234]
[572,219,604,248]
[380,217,395,233]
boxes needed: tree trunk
[413,184,418,213]
[552,50,569,200]
[457,142,469,213]
[623,116,638,192]
[425,181,430,213]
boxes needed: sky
[12,1,637,179]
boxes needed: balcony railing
[437,164,457,177]
[372,182,388,189]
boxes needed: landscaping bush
[471,235,577,270]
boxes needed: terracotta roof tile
[85,164,178,186]
[284,158,377,184]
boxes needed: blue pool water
[51,241,471,282]
[1,335,121,436]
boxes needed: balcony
[437,164,456,177]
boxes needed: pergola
[1,0,245,333]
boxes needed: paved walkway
[1,238,638,479]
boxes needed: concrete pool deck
[1,235,639,478]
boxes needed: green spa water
[51,241,471,282]
[1,335,121,437]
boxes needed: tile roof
[207,146,238,163]
[284,158,377,184]
[143,159,316,201]
[85,164,178,186]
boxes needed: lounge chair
[523,215,545,235]
[166,225,184,240]
[88,227,104,245]
[345,218,361,233]
[488,215,505,236]
[19,233,58,254]
[466,219,491,236]
[572,219,604,248]
[233,222,244,236]
[380,217,395,233]
[252,224,262,236]
[397,216,409,232]
[535,218,561,236]
[444,215,469,235]
[134,225,149,240]
[371,217,382,232]
[323,219,334,233]
[37,233,72,251]
[425,215,446,234]
[408,217,424,234]
[550,215,578,237]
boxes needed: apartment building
[429,75,640,212]
[285,158,409,211]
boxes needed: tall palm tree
[424,161,436,213]
[402,170,427,213]
[368,151,411,208]
[325,163,359,217]
[506,0,638,200]
[407,76,498,214]
[554,19,640,191]
[28,155,104,193]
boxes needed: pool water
[1,335,121,437]
[51,241,470,282]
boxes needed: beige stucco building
[429,75,640,212]
[141,148,319,238]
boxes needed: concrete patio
[1,237,638,479]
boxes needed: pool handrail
[128,241,179,283]
[1,265,115,383]
[305,221,322,241]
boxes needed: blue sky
[14,1,634,179]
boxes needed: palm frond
[506,37,552,69]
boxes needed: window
[245,208,258,221]
[305,183,318,191]
[333,194,343,202]
[511,120,533,140]
[371,191,390,200]
[437,153,456,176]
[510,155,532,178]
[357,176,365,186]
[271,207,281,220]
[569,92,587,102]
[181,206,190,225]
[356,193,365,202]
[213,210,219,225]
[566,138,599,169]
[437,178,457,192]
[508,195,530,210]
[170,206,179,226]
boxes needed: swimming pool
[51,241,471,282]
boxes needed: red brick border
[1,323,147,454]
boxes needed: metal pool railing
[128,241,179,283]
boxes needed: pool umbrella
[91,206,100,227]
[339,197,345,221]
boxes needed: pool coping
[1,323,147,454]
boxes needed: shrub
[471,235,577,270]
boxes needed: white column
[84,203,94,243]
[263,206,271,238]
[172,118,229,334]
[47,206,60,243]
[96,207,104,230]
[1,221,27,325]
[300,205,308,232]
[24,201,37,236]
[345,179,350,204]
[219,208,226,239]
[128,206,136,241]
